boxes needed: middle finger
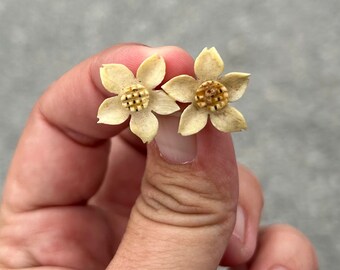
[221,164,264,266]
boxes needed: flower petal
[149,90,180,115]
[161,75,199,103]
[219,72,250,102]
[97,96,130,125]
[100,64,136,94]
[130,110,159,143]
[210,106,247,133]
[137,54,166,90]
[178,104,208,136]
[194,47,224,80]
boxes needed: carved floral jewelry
[97,54,180,143]
[97,48,250,142]
[162,47,249,136]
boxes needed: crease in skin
[134,195,229,229]
[142,180,210,214]
[0,206,113,269]
[0,226,39,268]
[135,172,234,228]
[162,181,225,202]
[147,166,229,202]
[145,172,221,212]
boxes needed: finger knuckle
[137,168,236,228]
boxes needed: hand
[0,44,317,269]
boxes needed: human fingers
[1,44,194,215]
[247,224,318,270]
[93,42,197,209]
[89,129,147,252]
[220,165,264,266]
[107,117,239,270]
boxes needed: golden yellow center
[195,80,228,112]
[121,84,150,112]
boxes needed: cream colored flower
[97,54,180,143]
[162,47,250,136]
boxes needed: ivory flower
[97,54,180,143]
[162,47,250,136]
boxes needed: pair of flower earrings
[97,47,250,143]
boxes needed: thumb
[109,115,239,270]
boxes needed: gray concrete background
[0,0,339,268]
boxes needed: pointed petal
[219,72,250,102]
[149,90,180,115]
[130,110,159,143]
[194,47,224,80]
[161,75,199,103]
[100,64,136,94]
[137,54,166,90]
[97,96,130,125]
[210,106,247,133]
[179,104,208,136]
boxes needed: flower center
[121,84,150,112]
[195,80,228,112]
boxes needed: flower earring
[97,47,250,142]
[97,54,180,143]
[162,47,250,136]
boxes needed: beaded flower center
[194,80,228,112]
[121,84,150,112]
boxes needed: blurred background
[0,0,339,268]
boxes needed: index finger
[2,44,194,214]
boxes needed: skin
[0,44,318,270]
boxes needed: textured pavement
[1,0,340,268]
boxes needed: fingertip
[260,224,317,259]
[253,224,319,270]
[151,46,195,81]
[90,44,195,96]
[90,43,152,95]
[259,224,313,247]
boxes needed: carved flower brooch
[97,47,250,143]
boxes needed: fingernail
[233,205,246,243]
[155,114,197,164]
[269,266,288,270]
